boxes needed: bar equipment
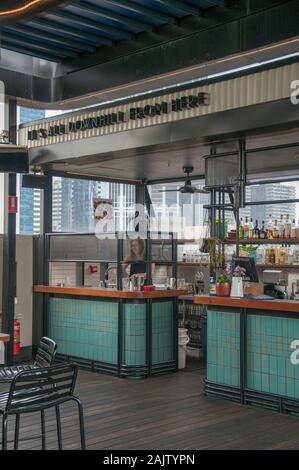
[263,269,289,299]
[122,278,130,291]
[131,275,145,291]
[166,277,176,289]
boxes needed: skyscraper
[250,183,296,225]
[19,107,45,234]
[51,178,135,233]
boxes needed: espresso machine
[263,270,289,299]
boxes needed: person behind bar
[123,238,155,279]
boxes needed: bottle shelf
[257,264,299,269]
[177,262,209,267]
[223,238,299,245]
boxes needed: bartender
[123,238,155,279]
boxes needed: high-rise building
[52,178,135,233]
[19,107,45,234]
[148,181,209,237]
[101,182,135,231]
[250,183,296,225]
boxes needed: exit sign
[8,196,18,213]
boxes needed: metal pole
[2,99,17,365]
[40,175,52,339]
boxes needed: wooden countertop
[0,333,10,343]
[194,295,299,313]
[34,285,188,299]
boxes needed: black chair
[0,337,57,383]
[0,362,86,450]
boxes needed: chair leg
[55,405,63,450]
[41,410,46,450]
[14,414,20,450]
[73,397,86,450]
[2,414,8,450]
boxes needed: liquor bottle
[267,214,274,239]
[248,218,254,239]
[253,220,260,239]
[259,220,267,239]
[284,214,291,239]
[243,217,250,240]
[239,218,244,239]
[278,215,285,239]
[273,220,279,239]
[209,277,216,296]
[291,219,297,239]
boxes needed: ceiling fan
[159,166,209,194]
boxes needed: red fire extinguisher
[13,319,21,356]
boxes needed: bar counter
[194,295,299,313]
[34,285,187,379]
[34,285,186,299]
[194,295,299,415]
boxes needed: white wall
[15,236,33,347]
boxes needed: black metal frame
[0,362,85,450]
[203,139,299,265]
[0,336,57,383]
[2,100,17,365]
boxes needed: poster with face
[94,198,114,236]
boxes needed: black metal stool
[0,363,86,450]
[0,337,57,383]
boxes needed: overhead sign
[27,92,210,141]
[19,62,299,149]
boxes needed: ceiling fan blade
[193,188,210,194]
[158,189,180,193]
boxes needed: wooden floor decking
[1,362,299,450]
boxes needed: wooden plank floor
[1,361,299,450]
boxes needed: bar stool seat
[0,363,86,450]
[0,337,57,383]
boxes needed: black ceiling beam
[0,41,61,62]
[0,31,77,58]
[2,24,95,53]
[153,0,200,16]
[0,0,297,103]
[47,9,133,39]
[103,0,176,24]
[73,1,153,32]
[28,18,113,46]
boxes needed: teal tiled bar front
[195,295,299,415]
[35,286,184,379]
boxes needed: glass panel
[148,179,209,240]
[246,145,299,179]
[151,241,173,262]
[52,176,135,233]
[49,235,117,261]
[246,183,299,227]
[205,154,239,187]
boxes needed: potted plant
[216,267,231,297]
[230,265,246,298]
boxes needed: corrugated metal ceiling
[0,0,225,62]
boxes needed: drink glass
[167,277,176,289]
[122,278,131,291]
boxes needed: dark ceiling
[0,0,226,62]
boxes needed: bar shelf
[222,238,299,245]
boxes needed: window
[148,180,210,239]
[52,177,135,233]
